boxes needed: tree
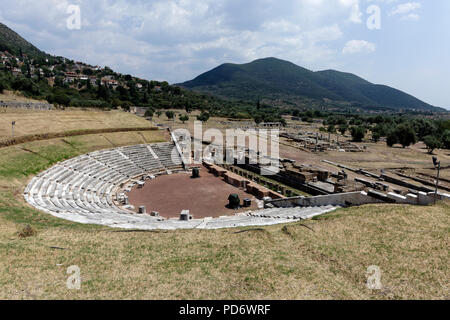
[26,63,31,78]
[338,124,348,135]
[82,68,93,76]
[179,114,189,124]
[53,94,71,106]
[327,125,336,134]
[97,84,110,100]
[442,130,450,149]
[372,131,381,143]
[0,82,4,94]
[145,109,154,118]
[372,123,388,138]
[172,86,181,95]
[423,135,441,154]
[143,92,149,104]
[254,115,263,125]
[350,126,366,142]
[395,123,417,148]
[121,101,132,112]
[197,111,210,123]
[386,130,398,147]
[165,111,175,120]
[156,111,162,118]
[412,119,437,140]
[111,98,121,109]
[35,69,41,82]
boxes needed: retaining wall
[266,191,383,208]
[267,189,447,208]
[0,101,53,110]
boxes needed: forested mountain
[179,57,440,112]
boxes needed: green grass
[0,144,81,178]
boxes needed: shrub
[179,114,189,123]
[18,225,37,238]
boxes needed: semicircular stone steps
[24,142,341,230]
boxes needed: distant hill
[0,22,50,60]
[179,57,440,111]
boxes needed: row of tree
[319,113,450,152]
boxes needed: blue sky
[1,0,448,108]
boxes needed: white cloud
[401,13,420,21]
[1,0,362,82]
[342,40,376,54]
[390,2,421,15]
[389,2,421,21]
[3,0,448,107]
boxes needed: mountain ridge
[179,57,441,112]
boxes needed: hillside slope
[179,57,438,111]
[0,22,50,60]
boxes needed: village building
[11,68,22,76]
[89,76,98,86]
[101,76,119,89]
[130,106,148,116]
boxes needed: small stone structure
[180,210,192,221]
[138,206,146,214]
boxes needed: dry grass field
[1,184,448,299]
[0,109,448,300]
[280,119,450,180]
[156,114,450,181]
[0,107,153,141]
